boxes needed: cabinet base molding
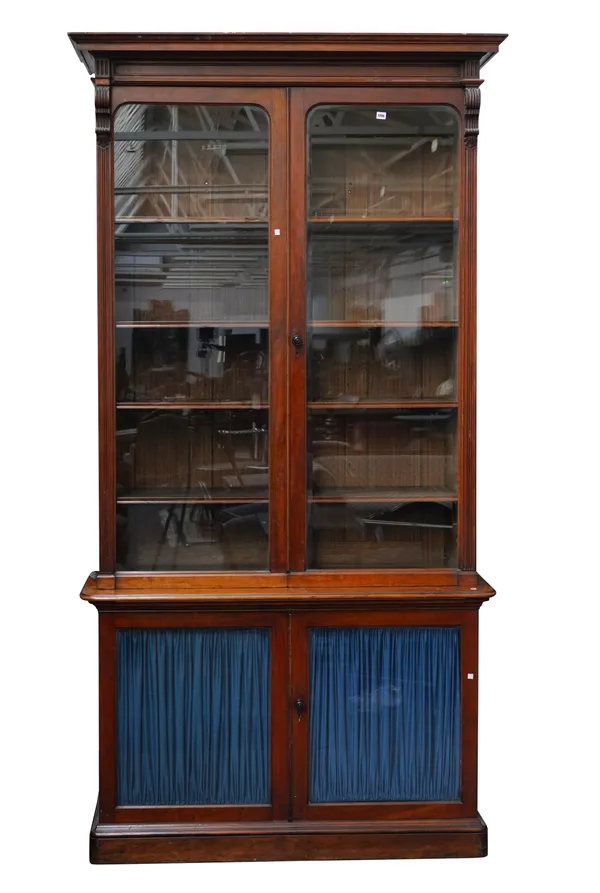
[90,808,488,863]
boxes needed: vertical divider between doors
[287,611,293,820]
[270,612,290,819]
[290,612,310,819]
[289,89,308,571]
[269,89,290,573]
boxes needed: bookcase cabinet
[70,31,506,864]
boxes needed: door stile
[289,88,309,571]
[269,612,290,819]
[460,609,479,812]
[290,611,310,819]
[268,88,290,573]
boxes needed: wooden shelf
[309,320,458,328]
[310,489,457,504]
[117,402,269,411]
[118,492,268,505]
[116,217,268,225]
[117,320,454,329]
[116,321,269,329]
[308,215,456,225]
[308,401,458,410]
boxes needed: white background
[2,1,599,890]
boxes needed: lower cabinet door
[99,612,288,823]
[100,608,477,824]
[291,611,478,819]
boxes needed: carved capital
[464,86,481,149]
[93,58,111,149]
[461,59,482,150]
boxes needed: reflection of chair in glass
[194,413,268,496]
[359,502,453,565]
[310,501,454,568]
[187,335,267,403]
[217,503,269,569]
[216,419,268,490]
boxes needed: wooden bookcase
[70,31,506,864]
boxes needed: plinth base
[90,804,488,863]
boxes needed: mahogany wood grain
[458,80,479,570]
[111,84,278,111]
[97,96,116,573]
[289,88,308,571]
[116,806,272,823]
[117,402,269,410]
[116,321,269,328]
[117,495,269,505]
[91,819,487,863]
[70,31,507,71]
[115,216,265,224]
[98,613,116,822]
[461,610,479,811]
[298,85,466,111]
[112,64,466,89]
[69,31,505,864]
[267,88,289,573]
[81,569,497,597]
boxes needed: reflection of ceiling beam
[115,105,269,223]
[245,107,261,132]
[199,106,242,187]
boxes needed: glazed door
[290,611,478,819]
[111,88,288,574]
[289,88,463,575]
[99,612,288,823]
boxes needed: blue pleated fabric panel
[309,627,460,802]
[117,628,270,805]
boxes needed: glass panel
[114,105,268,222]
[309,326,457,404]
[309,408,456,500]
[308,106,457,220]
[116,225,268,324]
[309,223,456,323]
[115,105,270,571]
[117,503,268,571]
[117,409,268,500]
[308,501,456,569]
[306,106,459,569]
[309,627,460,802]
[116,326,268,405]
[117,628,270,805]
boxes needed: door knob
[291,333,303,350]
[294,698,306,719]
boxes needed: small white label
[376,111,386,120]
[431,138,439,153]
[274,228,280,236]
[467,673,474,680]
